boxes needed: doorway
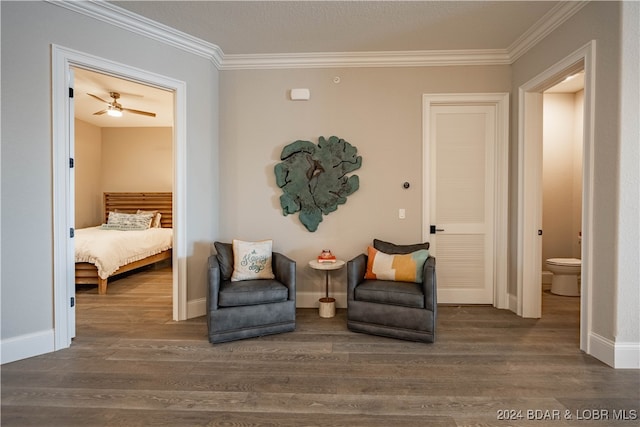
[52,45,188,351]
[72,67,174,327]
[542,74,584,297]
[517,41,595,352]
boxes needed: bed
[75,192,173,294]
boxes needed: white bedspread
[75,226,173,279]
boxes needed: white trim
[582,335,640,369]
[517,42,596,354]
[49,0,224,68]
[49,0,584,70]
[588,332,615,368]
[516,89,543,318]
[508,1,589,62]
[1,330,54,365]
[52,47,76,349]
[52,45,189,353]
[186,293,349,313]
[220,50,510,70]
[296,291,347,309]
[422,93,509,309]
[187,298,207,319]
[614,342,640,369]
[186,292,350,320]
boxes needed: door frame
[52,45,188,350]
[517,41,595,352]
[422,93,509,309]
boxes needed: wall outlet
[399,208,406,219]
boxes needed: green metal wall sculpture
[274,136,362,232]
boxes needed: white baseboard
[1,329,54,365]
[614,341,640,369]
[589,332,615,367]
[587,333,640,368]
[509,293,518,314]
[296,291,347,308]
[187,297,206,318]
[185,292,349,319]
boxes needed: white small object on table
[308,259,345,318]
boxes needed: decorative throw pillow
[364,246,430,283]
[103,211,153,231]
[231,239,275,282]
[137,209,162,228]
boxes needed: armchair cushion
[354,279,425,308]
[219,279,288,307]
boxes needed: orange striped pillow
[364,246,429,283]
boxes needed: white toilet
[546,258,581,296]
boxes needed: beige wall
[542,92,583,268]
[101,127,173,192]
[220,66,511,305]
[74,124,172,228]
[74,119,102,228]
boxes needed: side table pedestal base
[319,297,336,318]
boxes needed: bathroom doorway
[541,73,584,297]
[517,41,596,354]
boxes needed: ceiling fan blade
[123,107,156,117]
[93,109,107,115]
[87,93,110,104]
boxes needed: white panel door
[429,105,495,304]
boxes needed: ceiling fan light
[107,106,123,117]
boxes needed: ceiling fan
[87,92,156,117]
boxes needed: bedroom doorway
[72,67,174,329]
[52,45,188,350]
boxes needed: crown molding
[50,0,587,70]
[508,1,590,63]
[48,0,224,68]
[220,49,510,70]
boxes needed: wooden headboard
[104,192,173,228]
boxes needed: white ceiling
[545,71,585,94]
[78,1,583,127]
[111,1,561,54]
[74,67,174,128]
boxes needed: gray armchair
[347,239,437,343]
[207,242,296,343]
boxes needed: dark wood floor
[2,266,639,426]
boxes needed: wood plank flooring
[2,266,639,426]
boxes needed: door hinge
[70,297,75,308]
[538,229,543,236]
[70,227,75,238]
[69,87,74,98]
[69,158,74,168]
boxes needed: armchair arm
[207,255,221,311]
[421,256,437,310]
[273,252,296,301]
[347,254,367,301]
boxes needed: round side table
[308,259,345,318]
